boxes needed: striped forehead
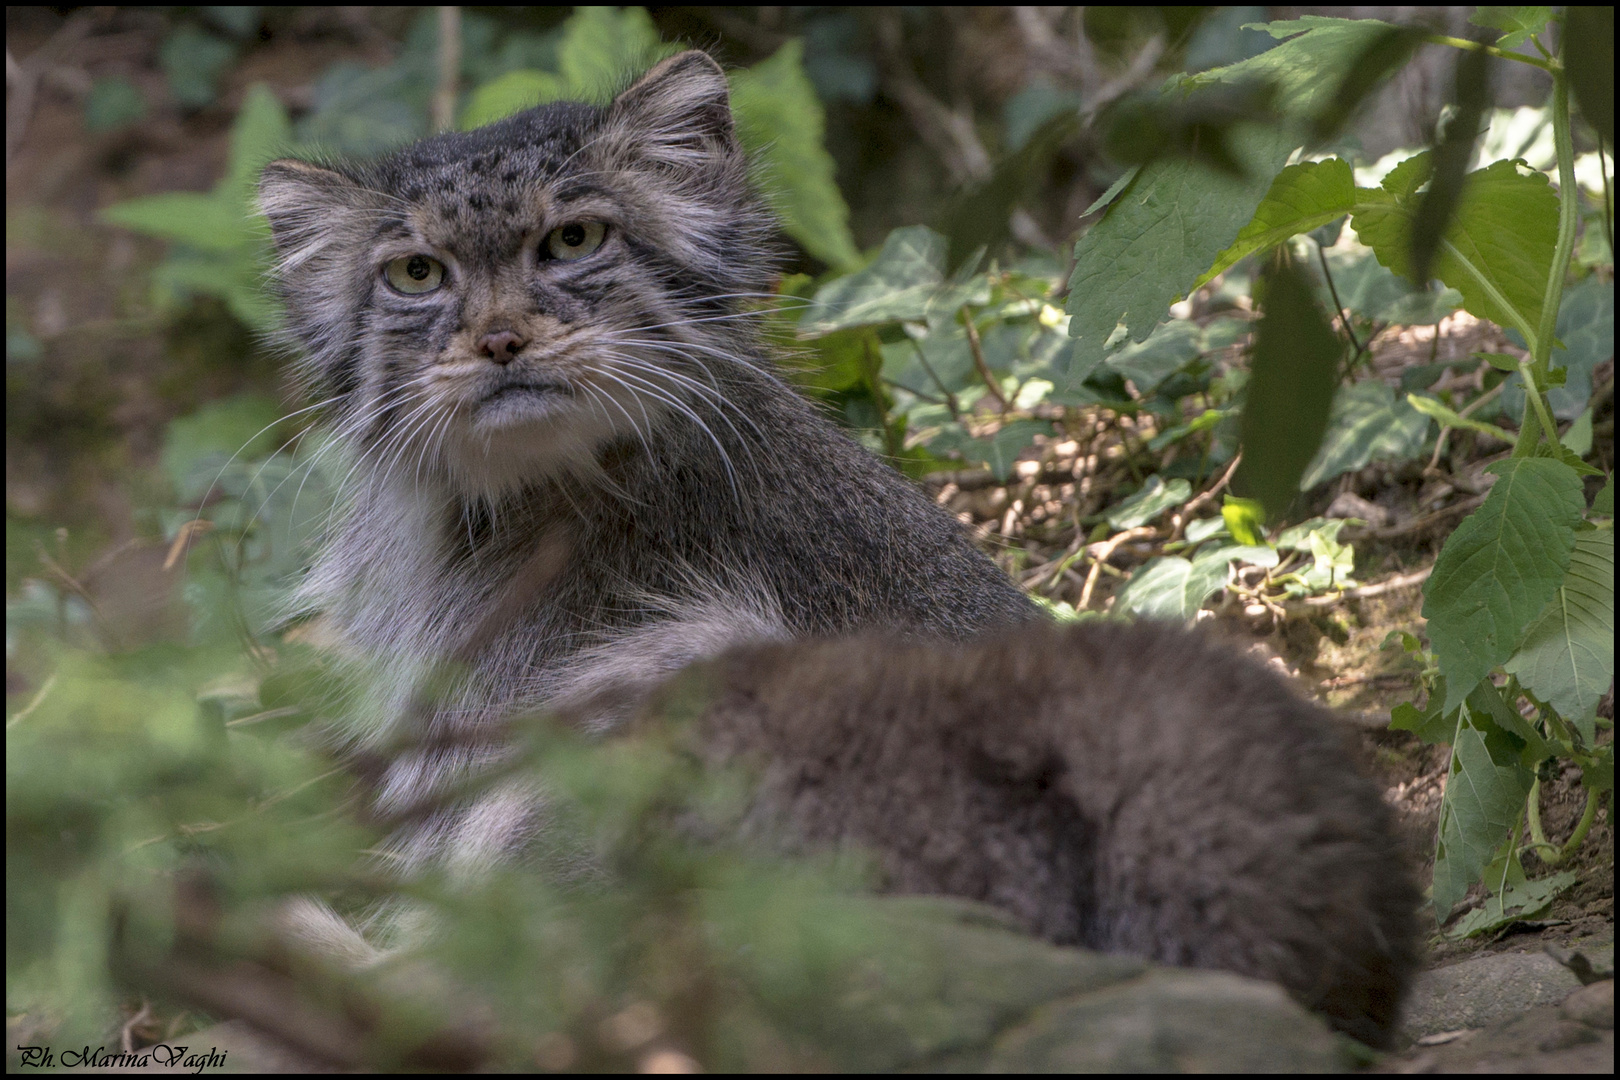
[368,102,605,262]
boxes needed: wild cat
[259,51,1418,1044]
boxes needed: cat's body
[262,51,1417,1044]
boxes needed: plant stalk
[1515,64,1580,457]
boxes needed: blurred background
[5,6,1558,607]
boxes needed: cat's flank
[260,51,1417,1044]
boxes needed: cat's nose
[478,330,528,364]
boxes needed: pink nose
[478,330,527,364]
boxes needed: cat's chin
[442,403,621,497]
[471,382,575,430]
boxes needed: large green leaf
[1470,7,1554,52]
[1352,157,1559,348]
[556,6,671,95]
[460,69,568,130]
[1198,158,1356,288]
[100,194,250,253]
[731,41,859,271]
[1299,380,1431,490]
[1316,245,1462,325]
[1066,18,1405,388]
[1113,546,1236,620]
[1237,261,1342,517]
[1504,529,1614,740]
[226,83,295,205]
[1422,457,1586,714]
[100,83,289,330]
[1431,711,1534,920]
[161,393,288,502]
[1502,277,1615,420]
[1102,318,1203,394]
[800,228,986,334]
[1065,125,1293,388]
[1213,17,1411,116]
[1106,476,1191,530]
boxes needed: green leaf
[1199,158,1357,288]
[1405,393,1515,444]
[1065,125,1294,387]
[1317,245,1462,325]
[1390,688,1458,745]
[1062,15,1409,382]
[1592,475,1614,517]
[1102,318,1203,394]
[1112,549,1233,620]
[1422,457,1586,714]
[1219,17,1412,115]
[1275,516,1352,551]
[732,41,860,271]
[1504,529,1614,739]
[1466,678,1553,767]
[556,6,671,96]
[1221,496,1266,546]
[1445,868,1576,939]
[1502,277,1614,420]
[1299,380,1431,490]
[1469,7,1553,51]
[801,228,986,334]
[1352,158,1559,348]
[460,69,567,129]
[100,193,249,253]
[1561,407,1594,457]
[1105,476,1191,530]
[162,394,288,503]
[1236,260,1343,517]
[100,83,289,331]
[1431,718,1535,920]
[227,83,295,202]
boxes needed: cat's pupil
[560,224,585,247]
[407,256,431,280]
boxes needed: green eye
[545,221,606,261]
[384,254,446,294]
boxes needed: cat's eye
[383,254,446,295]
[545,221,606,261]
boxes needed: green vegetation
[7,5,1613,1064]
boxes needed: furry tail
[684,621,1421,1046]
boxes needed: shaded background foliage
[6,6,1613,1069]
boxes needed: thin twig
[432,6,461,134]
[1167,452,1242,543]
[962,315,1009,410]
[1315,241,1365,375]
[1079,526,1157,610]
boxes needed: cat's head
[260,51,776,500]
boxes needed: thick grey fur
[649,621,1420,1047]
[260,51,1416,1045]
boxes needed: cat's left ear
[604,50,739,168]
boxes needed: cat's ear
[258,159,376,269]
[603,50,739,168]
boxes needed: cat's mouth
[472,379,575,426]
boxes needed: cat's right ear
[602,50,739,171]
[258,159,369,269]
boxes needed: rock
[1402,950,1585,1038]
[1560,980,1615,1030]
